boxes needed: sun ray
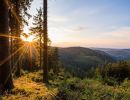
[12,44,28,74]
[13,43,28,68]
[29,43,33,68]
[32,43,40,57]
[0,33,20,39]
[0,44,26,67]
[2,44,28,87]
[5,0,21,24]
[3,48,29,90]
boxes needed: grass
[2,71,58,100]
[2,70,130,100]
[57,78,130,100]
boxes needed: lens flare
[20,33,35,42]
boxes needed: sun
[27,35,35,42]
[21,27,36,42]
[20,33,35,42]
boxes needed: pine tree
[48,47,59,74]
[9,0,33,76]
[43,0,48,83]
[0,0,14,93]
[53,47,59,74]
[30,7,43,69]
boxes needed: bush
[102,77,118,86]
[56,78,83,100]
[98,61,130,85]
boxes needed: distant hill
[58,47,115,67]
[92,48,130,61]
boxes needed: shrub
[98,61,130,85]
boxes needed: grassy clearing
[2,71,130,100]
[2,71,57,100]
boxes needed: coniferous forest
[0,0,130,100]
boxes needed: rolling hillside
[92,48,130,61]
[58,47,115,67]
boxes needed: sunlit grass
[0,30,39,90]
[2,72,57,100]
[2,70,130,100]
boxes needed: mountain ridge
[92,47,130,61]
[58,47,115,67]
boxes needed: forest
[0,0,130,100]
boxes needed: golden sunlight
[23,26,30,34]
[20,33,35,42]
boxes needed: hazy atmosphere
[1,0,130,99]
[27,0,130,48]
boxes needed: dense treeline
[97,61,130,85]
[52,61,130,99]
[59,47,115,69]
[62,61,130,84]
[0,0,34,92]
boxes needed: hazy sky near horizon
[28,0,130,48]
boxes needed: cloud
[51,42,85,47]
[50,26,130,48]
[98,26,130,39]
[71,26,88,32]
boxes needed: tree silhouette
[43,0,48,83]
[9,0,33,77]
[31,7,43,69]
[0,0,14,93]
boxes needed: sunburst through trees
[0,0,49,93]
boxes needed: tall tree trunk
[9,9,13,69]
[43,0,48,83]
[40,32,42,69]
[15,0,21,77]
[29,43,32,71]
[10,35,13,69]
[0,0,14,93]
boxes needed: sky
[27,0,130,48]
